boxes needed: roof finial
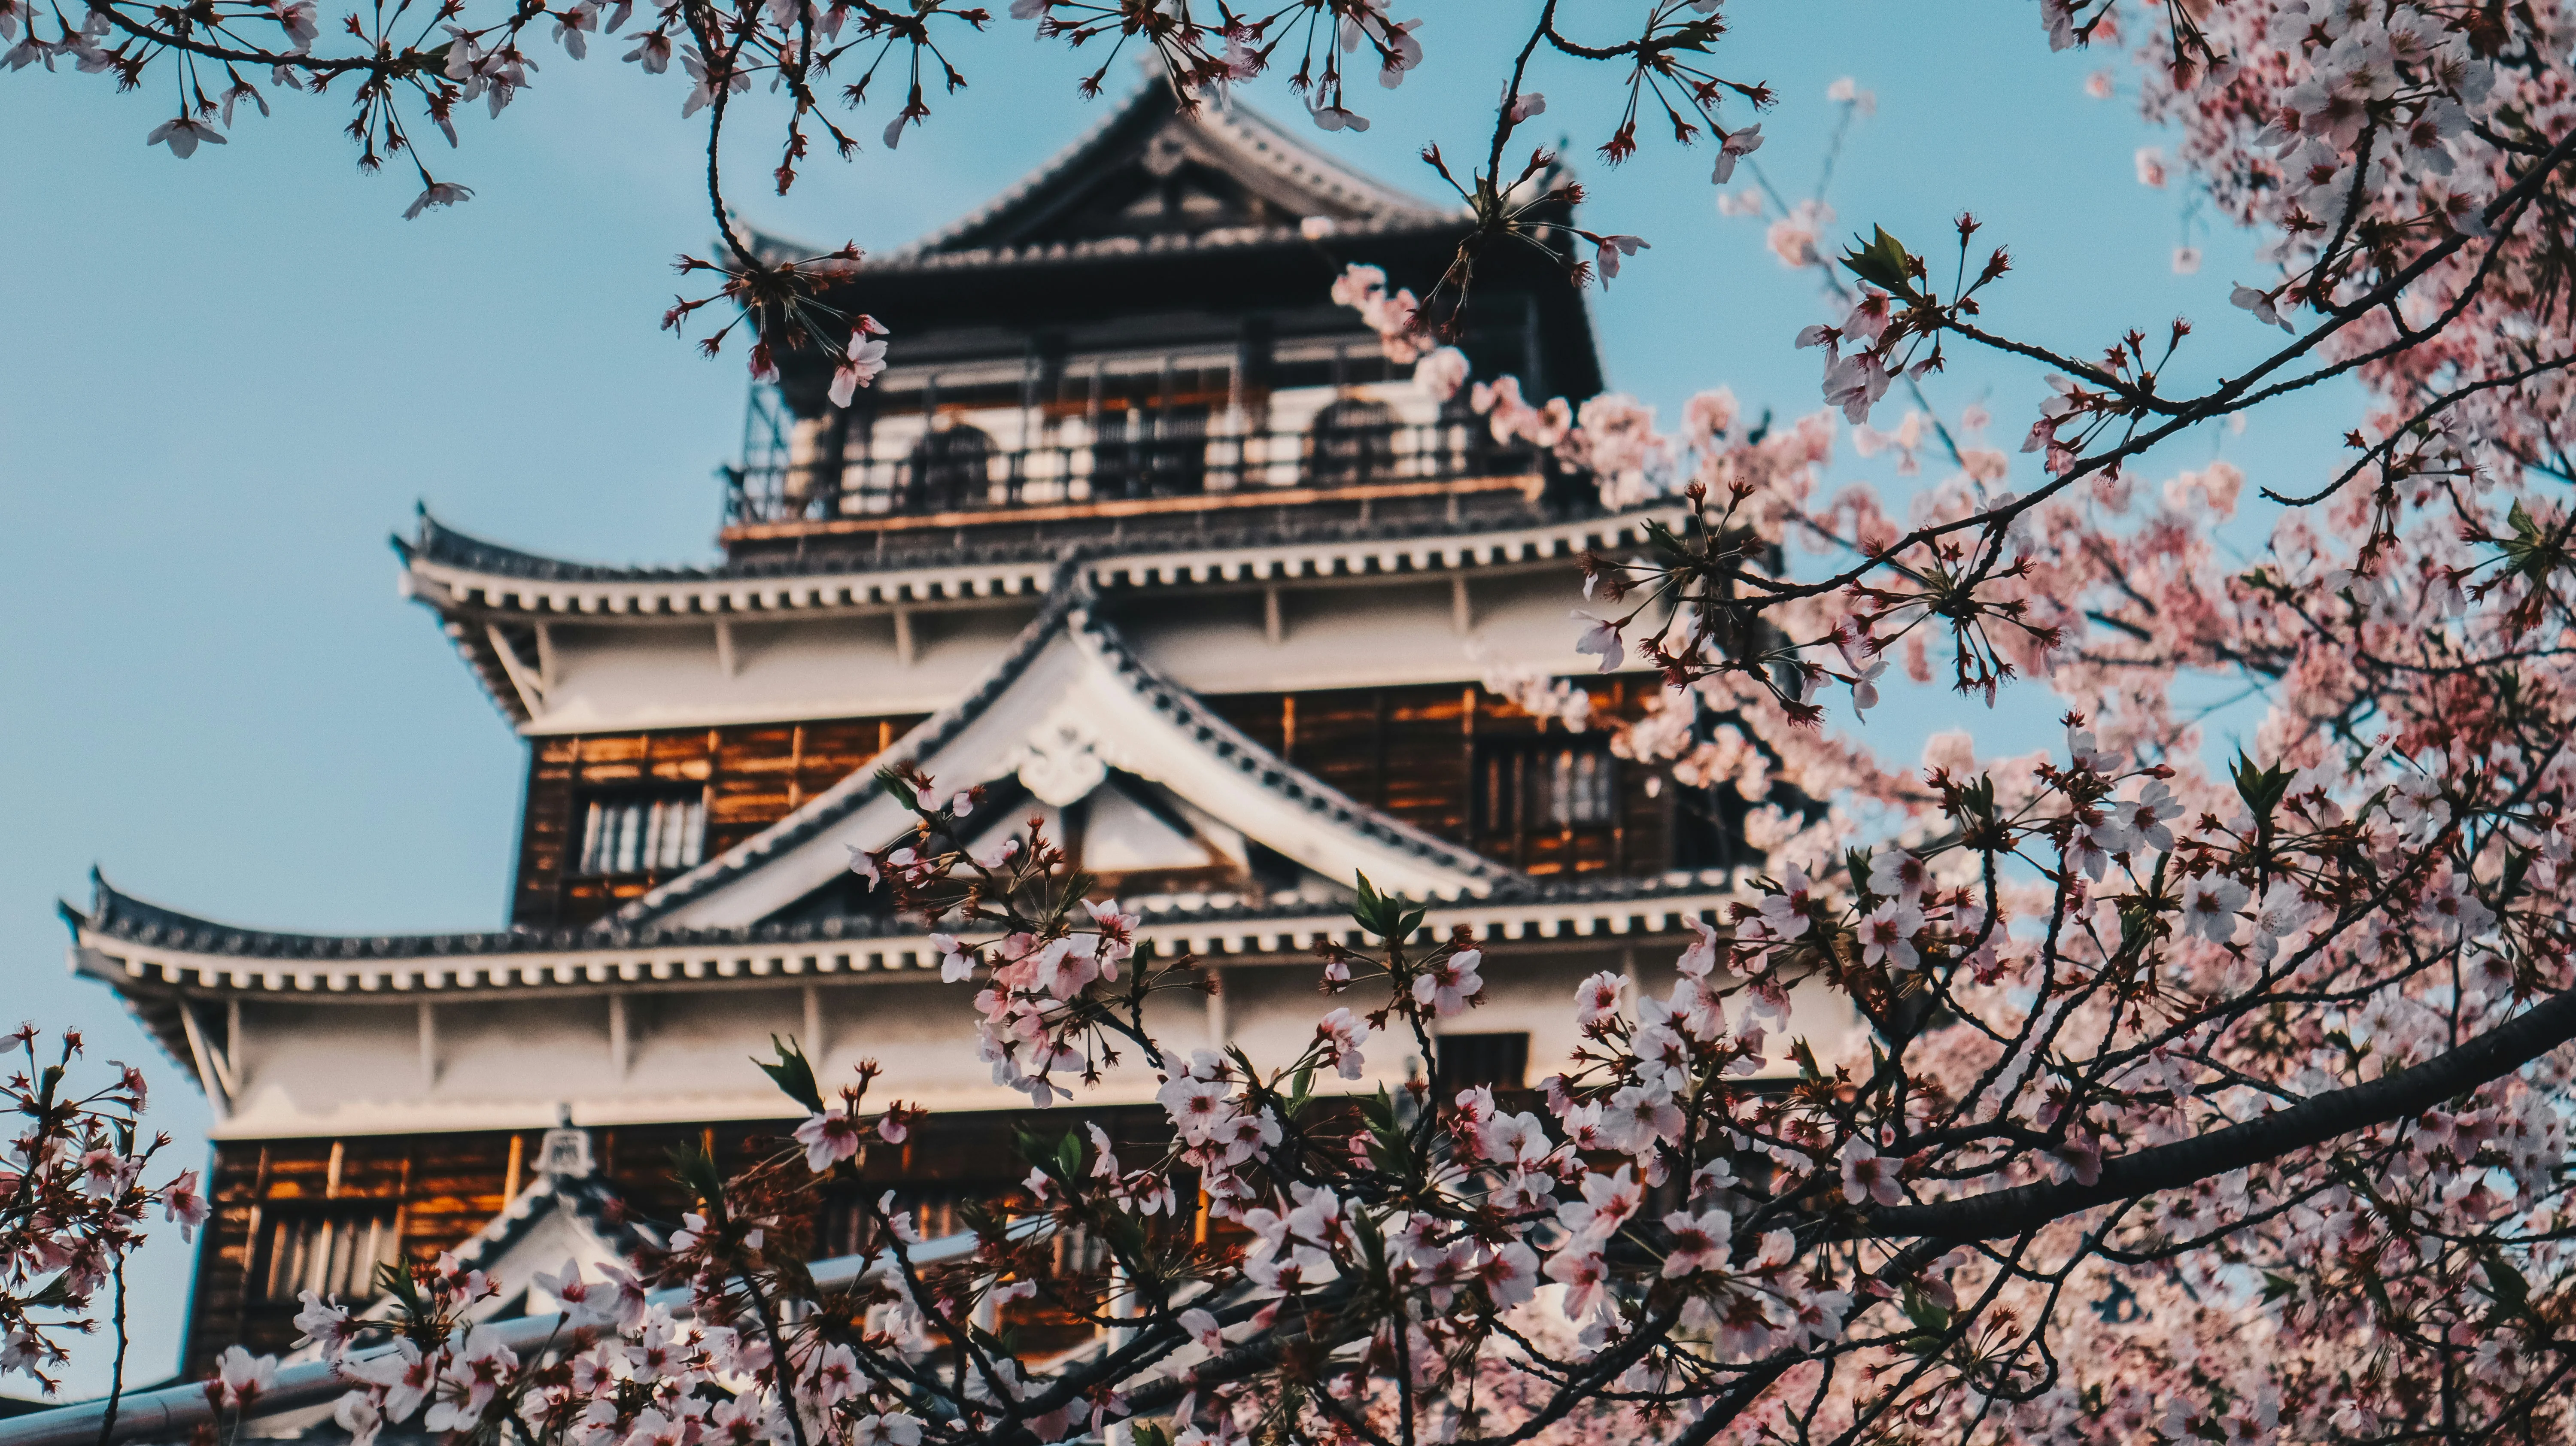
[539,1107,594,1179]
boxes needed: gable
[903,79,1461,261]
[1002,140,1302,247]
[618,586,1514,930]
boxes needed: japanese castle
[64,80,1839,1373]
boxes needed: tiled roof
[397,497,1640,586]
[450,1170,662,1273]
[67,867,1738,970]
[884,77,1462,265]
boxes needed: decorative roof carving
[885,78,1464,266]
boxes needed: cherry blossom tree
[12,2,2576,1444]
[0,1028,205,1412]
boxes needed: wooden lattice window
[256,1204,400,1303]
[1436,1033,1531,1095]
[904,423,997,512]
[1477,739,1618,834]
[1306,398,1397,487]
[576,790,706,878]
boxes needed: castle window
[1306,398,1397,487]
[1476,740,1618,834]
[1436,1033,1530,1095]
[905,423,997,512]
[1092,405,1209,499]
[256,1204,400,1303]
[577,792,706,877]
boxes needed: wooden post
[1373,691,1390,808]
[1461,687,1478,845]
[787,723,805,811]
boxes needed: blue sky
[0,0,2358,1395]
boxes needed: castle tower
[64,82,1843,1373]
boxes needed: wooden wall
[513,717,925,929]
[1203,678,1714,876]
[505,676,1739,928]
[184,1109,1173,1375]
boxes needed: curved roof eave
[65,868,1744,983]
[398,498,1687,590]
[889,78,1463,262]
[395,498,1691,729]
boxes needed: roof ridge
[889,79,1171,262]
[451,1171,663,1276]
[1190,88,1461,222]
[67,872,585,958]
[884,75,1459,264]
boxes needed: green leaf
[756,1033,826,1114]
[1641,518,1696,563]
[2508,499,2542,544]
[1898,1285,1951,1336]
[668,1143,726,1206]
[2231,751,2293,820]
[376,1260,423,1314]
[1661,18,1723,52]
[1789,1037,1823,1083]
[2482,1251,2530,1316]
[1349,872,1418,941]
[874,764,919,811]
[1838,225,1919,300]
[1286,1064,1317,1119]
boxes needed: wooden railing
[722,418,1544,531]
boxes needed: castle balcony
[718,400,1562,559]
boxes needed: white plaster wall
[207,951,1868,1139]
[516,567,1624,738]
[1115,569,1604,696]
[231,1001,418,1122]
[529,606,1042,732]
[434,998,619,1106]
[621,987,802,1095]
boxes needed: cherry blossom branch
[1846,981,2576,1243]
